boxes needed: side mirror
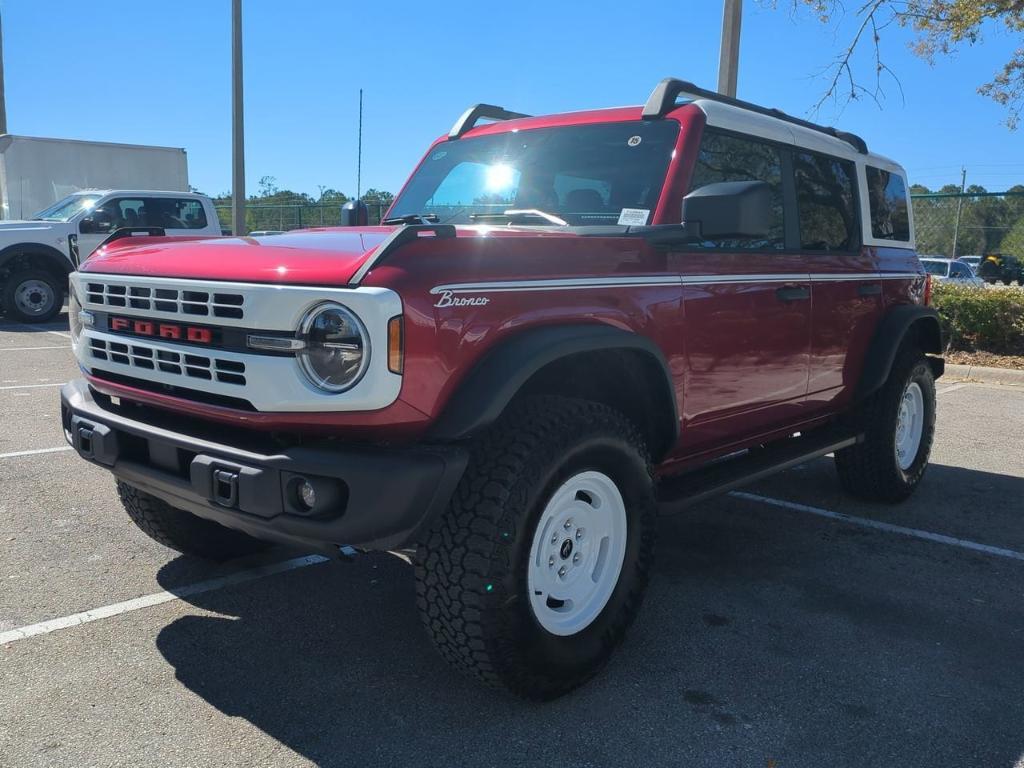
[79,215,113,235]
[681,180,771,240]
[340,200,368,227]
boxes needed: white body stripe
[432,272,920,295]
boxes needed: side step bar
[657,429,861,511]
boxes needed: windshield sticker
[617,208,650,226]
[431,150,448,161]
[627,136,642,147]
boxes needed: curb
[944,363,1024,386]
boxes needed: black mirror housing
[340,200,368,227]
[681,180,771,240]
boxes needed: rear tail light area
[924,274,933,306]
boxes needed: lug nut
[575,528,584,540]
[573,552,581,564]
[551,532,558,544]
[558,566,567,577]
[548,556,555,567]
[563,519,573,530]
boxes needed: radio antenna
[357,88,363,201]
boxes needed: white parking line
[0,382,66,391]
[0,346,72,352]
[0,446,73,460]
[0,554,331,645]
[731,491,1024,563]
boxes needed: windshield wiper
[382,213,440,225]
[470,209,569,226]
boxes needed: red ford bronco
[61,79,942,699]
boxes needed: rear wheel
[835,349,936,503]
[415,397,656,700]
[117,481,270,561]
[2,269,63,322]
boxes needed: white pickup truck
[0,190,221,322]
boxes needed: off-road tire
[117,481,269,560]
[835,349,936,503]
[2,269,63,323]
[415,396,657,700]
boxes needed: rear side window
[689,131,785,249]
[143,198,208,230]
[865,166,910,241]
[794,152,858,251]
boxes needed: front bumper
[60,379,467,553]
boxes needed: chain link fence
[216,193,1024,261]
[214,201,389,234]
[912,191,1024,259]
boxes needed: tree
[361,188,394,206]
[1000,210,1024,253]
[773,1,1024,128]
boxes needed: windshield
[389,121,680,226]
[33,194,103,222]
[921,260,950,277]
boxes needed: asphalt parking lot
[2,314,1023,768]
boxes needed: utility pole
[0,10,8,134]
[357,89,363,201]
[231,0,246,236]
[718,0,742,98]
[951,166,967,259]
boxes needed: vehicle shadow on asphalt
[152,466,1024,767]
[0,311,70,333]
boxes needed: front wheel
[2,270,63,322]
[835,349,936,503]
[415,397,656,700]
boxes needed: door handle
[775,285,810,302]
[858,282,882,296]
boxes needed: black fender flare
[429,323,679,448]
[0,242,72,276]
[856,305,944,401]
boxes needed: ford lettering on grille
[108,316,214,344]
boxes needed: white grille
[72,274,403,412]
[85,281,245,319]
[89,338,247,386]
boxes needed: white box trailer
[0,135,188,220]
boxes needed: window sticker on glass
[617,208,650,226]
[627,136,642,147]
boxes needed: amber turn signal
[387,315,404,374]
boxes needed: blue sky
[5,0,1023,197]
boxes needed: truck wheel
[415,396,656,700]
[835,349,936,503]
[2,269,63,322]
[117,481,269,561]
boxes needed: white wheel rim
[526,470,627,636]
[895,381,925,471]
[14,279,55,317]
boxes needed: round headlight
[297,302,369,392]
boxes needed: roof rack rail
[448,104,530,141]
[642,78,868,155]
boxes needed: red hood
[80,227,396,285]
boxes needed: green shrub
[931,283,1024,355]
